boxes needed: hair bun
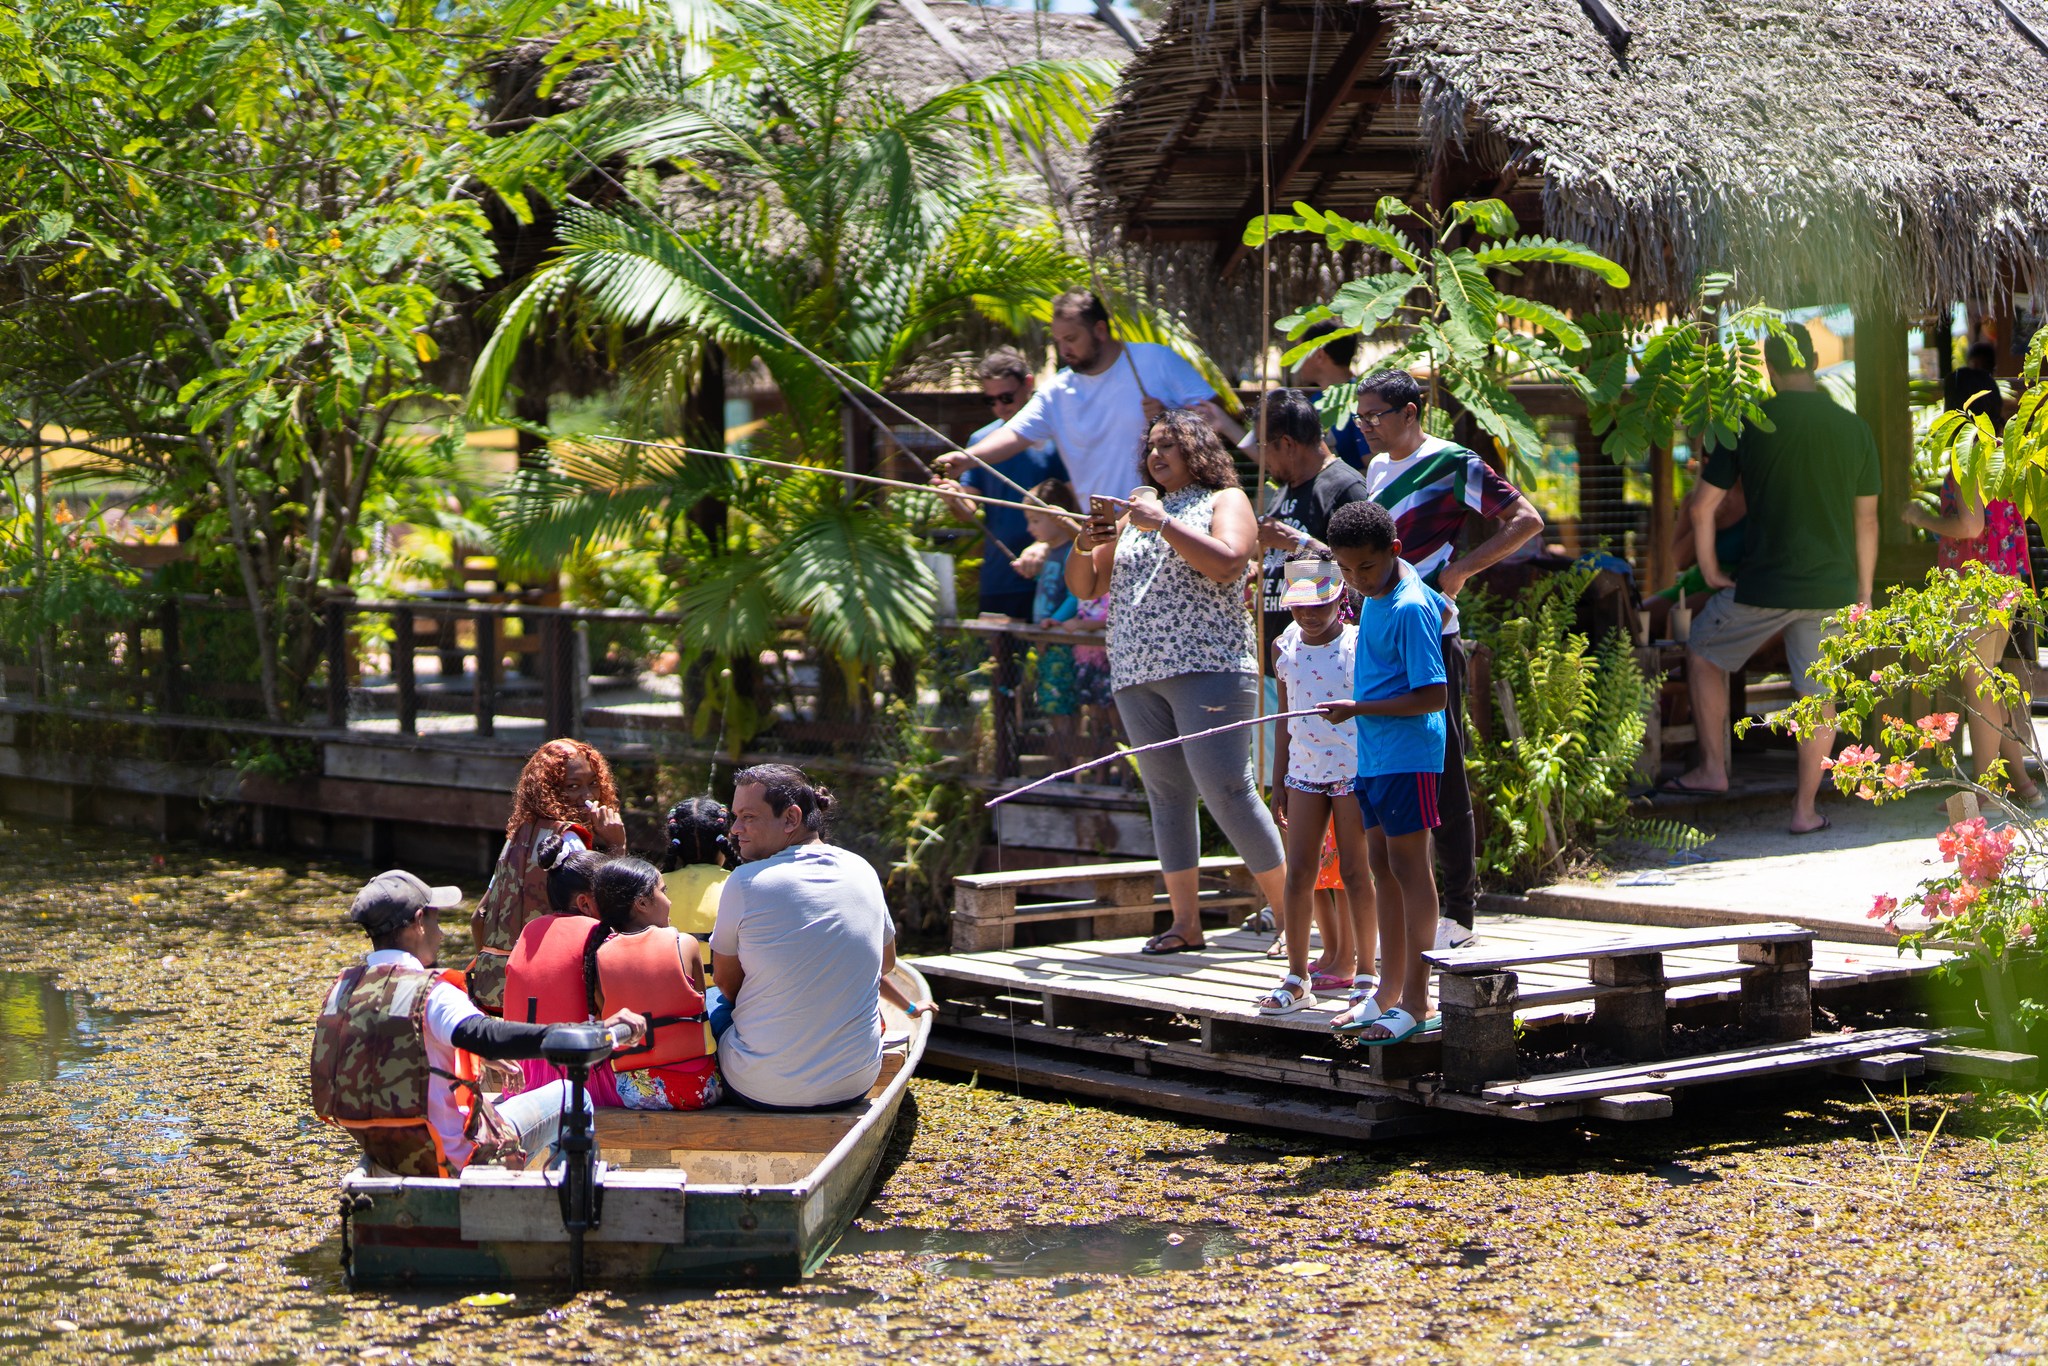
[534,832,567,869]
[811,785,835,814]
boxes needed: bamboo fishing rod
[985,708,1329,807]
[556,431,1095,523]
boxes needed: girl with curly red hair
[466,739,627,1014]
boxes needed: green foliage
[1583,273,1806,465]
[1929,324,2048,528]
[1249,198,1627,476]
[1461,567,1690,883]
[1762,565,2047,1044]
[0,475,145,657]
[869,700,986,936]
[0,0,631,718]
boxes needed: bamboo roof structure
[1089,0,2048,371]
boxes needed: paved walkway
[1510,781,1977,946]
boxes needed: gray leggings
[1114,670,1285,876]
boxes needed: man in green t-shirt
[1665,332,1879,835]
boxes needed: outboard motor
[539,1021,627,1291]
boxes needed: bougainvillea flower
[1881,761,1916,789]
[1869,893,1900,921]
[1916,713,1960,744]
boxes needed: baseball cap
[1281,559,1345,608]
[349,869,462,936]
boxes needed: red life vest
[503,912,600,1026]
[594,927,713,1072]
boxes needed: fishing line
[526,122,1056,511]
[986,708,1328,807]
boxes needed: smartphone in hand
[1087,495,1120,537]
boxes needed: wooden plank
[1586,1091,1675,1121]
[323,742,525,792]
[958,854,1246,891]
[1829,1051,1928,1082]
[458,1167,687,1243]
[921,1035,1448,1141]
[1482,1027,1944,1104]
[1918,1045,2040,1082]
[1428,922,1814,975]
[991,802,1160,859]
[953,888,1257,929]
[594,1109,862,1153]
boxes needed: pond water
[1,820,2045,1363]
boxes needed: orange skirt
[1315,819,1344,891]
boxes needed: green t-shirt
[1703,389,1880,610]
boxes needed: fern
[1465,569,1703,885]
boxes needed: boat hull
[339,964,929,1287]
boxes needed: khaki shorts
[1687,589,1838,696]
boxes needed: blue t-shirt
[1353,562,1448,778]
[1032,541,1075,623]
[966,418,1066,602]
[1329,417,1371,473]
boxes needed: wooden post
[1590,952,1667,1060]
[158,602,183,714]
[951,885,1017,952]
[473,613,497,738]
[1438,970,1520,1091]
[1738,939,1813,1041]
[991,629,1019,782]
[541,617,577,740]
[324,599,349,729]
[1647,443,1675,593]
[393,609,417,736]
[1854,308,1914,549]
[1091,873,1160,942]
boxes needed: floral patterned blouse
[1937,476,2028,578]
[1106,484,1257,694]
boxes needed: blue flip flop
[1352,1006,1424,1047]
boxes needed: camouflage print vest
[310,962,525,1177]
[467,820,569,1015]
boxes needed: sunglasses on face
[983,389,1023,408]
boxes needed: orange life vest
[594,927,713,1072]
[503,912,601,1026]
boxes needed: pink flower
[1938,817,1987,860]
[1882,761,1916,790]
[1869,893,1900,921]
[1847,603,1869,624]
[1870,671,1886,684]
[1998,589,2023,611]
[1835,744,1880,769]
[1916,713,1960,744]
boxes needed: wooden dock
[912,914,2025,1140]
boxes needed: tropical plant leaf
[1471,235,1630,289]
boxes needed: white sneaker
[1433,917,1475,951]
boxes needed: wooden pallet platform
[912,914,1995,1134]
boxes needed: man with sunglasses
[1356,369,1545,949]
[934,347,1068,620]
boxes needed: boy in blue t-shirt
[1317,500,1446,1046]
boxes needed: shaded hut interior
[1088,0,2048,589]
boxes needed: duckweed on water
[1,818,2046,1362]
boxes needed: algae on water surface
[1,819,2045,1363]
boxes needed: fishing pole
[985,708,1328,807]
[527,122,1056,512]
[551,431,1098,523]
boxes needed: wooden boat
[338,963,931,1287]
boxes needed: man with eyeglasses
[933,347,1069,620]
[936,290,1236,508]
[1356,369,1545,949]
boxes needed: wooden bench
[951,855,1260,952]
[1424,922,1817,1092]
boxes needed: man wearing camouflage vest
[311,869,647,1177]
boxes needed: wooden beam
[1159,150,1417,179]
[1216,16,1389,279]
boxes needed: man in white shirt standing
[937,290,1242,504]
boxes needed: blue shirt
[1352,562,1448,778]
[966,418,1066,602]
[1329,417,1371,473]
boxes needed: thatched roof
[1090,0,2048,371]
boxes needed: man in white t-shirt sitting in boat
[936,289,1243,505]
[711,764,926,1112]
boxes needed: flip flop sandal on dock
[1255,973,1316,1016]
[1141,931,1206,956]
[1309,972,1354,992]
[1240,906,1277,934]
[1351,1006,1424,1047]
[1330,989,1384,1035]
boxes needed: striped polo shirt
[1363,436,1524,633]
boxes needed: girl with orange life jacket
[585,858,722,1111]
[501,835,624,1105]
[467,739,627,1015]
